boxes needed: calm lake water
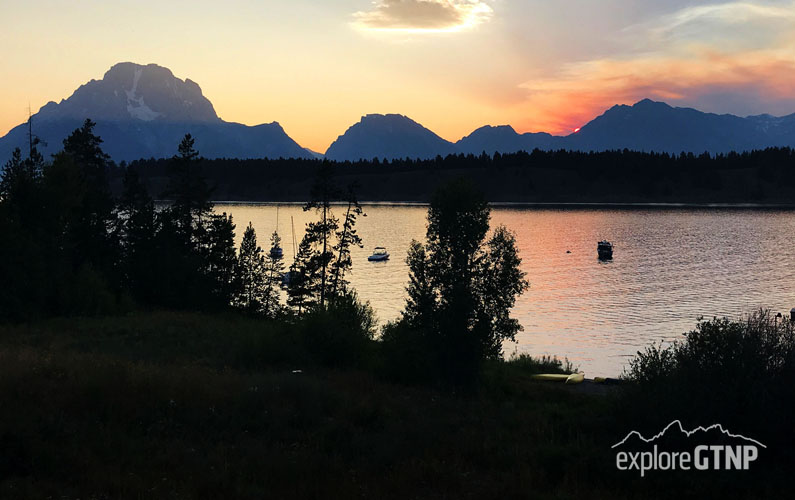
[218,203,795,377]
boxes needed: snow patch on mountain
[125,67,162,121]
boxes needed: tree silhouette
[232,222,267,313]
[287,235,317,314]
[118,168,157,303]
[395,179,529,381]
[330,184,365,296]
[163,134,212,246]
[303,163,341,307]
[262,230,285,318]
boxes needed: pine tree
[202,213,237,307]
[232,223,267,313]
[163,134,212,245]
[59,119,120,290]
[262,230,285,318]
[330,184,364,296]
[303,162,341,307]
[286,233,317,314]
[117,168,157,302]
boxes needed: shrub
[622,310,795,454]
[504,353,577,375]
[379,321,435,384]
[296,291,376,368]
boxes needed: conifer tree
[262,230,285,318]
[286,234,316,314]
[118,168,157,301]
[330,185,364,296]
[164,134,212,245]
[303,162,340,307]
[202,213,237,306]
[232,223,267,313]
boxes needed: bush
[379,321,435,384]
[296,291,376,368]
[504,353,576,375]
[621,310,795,455]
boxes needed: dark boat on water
[598,240,613,260]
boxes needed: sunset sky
[2,0,795,152]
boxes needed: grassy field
[0,312,786,499]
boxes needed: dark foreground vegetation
[2,124,794,498]
[123,147,795,204]
[1,311,794,499]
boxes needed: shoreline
[210,200,795,209]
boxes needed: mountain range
[3,62,795,165]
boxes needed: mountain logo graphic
[612,420,767,449]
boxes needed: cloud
[353,0,493,33]
[513,1,795,134]
[517,50,795,134]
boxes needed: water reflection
[219,203,795,377]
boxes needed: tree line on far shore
[121,146,795,203]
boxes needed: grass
[0,311,789,499]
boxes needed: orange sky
[2,1,795,152]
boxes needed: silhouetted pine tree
[60,119,119,282]
[117,168,157,303]
[262,231,285,318]
[287,235,317,314]
[232,222,267,313]
[330,184,364,296]
[201,213,237,307]
[303,163,341,307]
[0,148,48,319]
[163,134,212,246]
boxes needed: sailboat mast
[291,216,297,260]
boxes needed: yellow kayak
[565,373,585,384]
[530,373,585,384]
[530,374,569,382]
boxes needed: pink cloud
[516,48,795,135]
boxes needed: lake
[218,203,795,377]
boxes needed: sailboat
[269,206,284,259]
[281,215,298,288]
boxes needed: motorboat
[597,240,613,260]
[368,247,390,262]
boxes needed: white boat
[368,247,390,262]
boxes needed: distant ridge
[456,125,561,155]
[327,100,795,161]
[325,114,457,161]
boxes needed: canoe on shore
[530,373,585,384]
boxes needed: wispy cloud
[628,0,795,51]
[352,0,493,34]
